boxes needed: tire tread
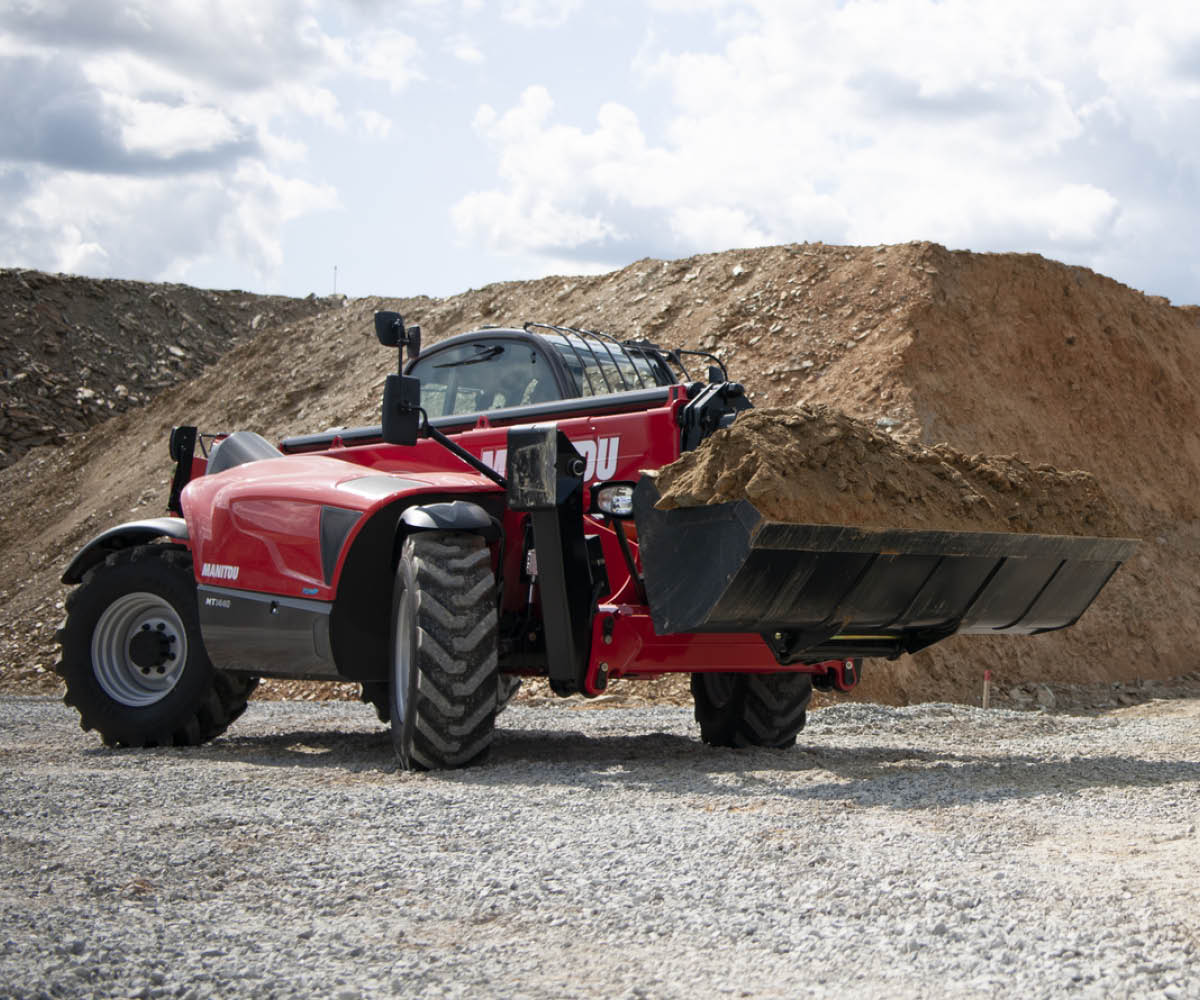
[55,544,258,748]
[394,533,498,770]
[691,670,812,749]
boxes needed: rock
[1035,686,1057,710]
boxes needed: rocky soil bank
[1,243,1198,707]
[0,269,338,469]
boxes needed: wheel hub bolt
[129,624,175,672]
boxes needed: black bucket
[632,479,1137,662]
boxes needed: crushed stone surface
[652,405,1127,537]
[0,696,1197,1000]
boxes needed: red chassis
[179,383,854,692]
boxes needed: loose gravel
[1,696,1197,999]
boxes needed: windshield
[408,338,560,417]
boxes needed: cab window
[408,339,561,418]
[541,334,674,396]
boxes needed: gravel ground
[1,696,1197,1000]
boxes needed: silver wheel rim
[91,592,188,707]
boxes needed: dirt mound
[653,406,1126,537]
[0,268,339,469]
[0,241,1196,709]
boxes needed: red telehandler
[56,314,1136,768]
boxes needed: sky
[1,0,1198,306]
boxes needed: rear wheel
[690,671,813,749]
[389,533,499,770]
[55,545,257,747]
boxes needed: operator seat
[206,430,283,476]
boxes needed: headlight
[593,482,636,518]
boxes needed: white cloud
[57,227,109,274]
[669,205,770,251]
[0,0,420,286]
[500,0,581,28]
[356,109,394,139]
[0,163,339,283]
[5,0,343,92]
[112,97,246,159]
[3,0,1197,305]
[355,29,424,94]
[1038,184,1122,247]
[3,6,342,164]
[222,161,341,274]
[452,0,1200,296]
[446,33,484,63]
[453,87,641,257]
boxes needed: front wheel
[389,533,499,770]
[365,673,516,725]
[496,674,521,714]
[55,545,257,747]
[359,681,391,724]
[690,671,813,749]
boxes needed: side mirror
[375,311,404,347]
[381,374,421,446]
[375,312,422,361]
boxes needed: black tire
[55,545,258,747]
[690,671,813,749]
[365,673,514,724]
[496,674,521,714]
[359,681,390,724]
[389,533,499,770]
[362,672,518,725]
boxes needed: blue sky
[2,0,1198,306]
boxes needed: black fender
[399,500,499,540]
[328,496,503,684]
[62,518,190,585]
